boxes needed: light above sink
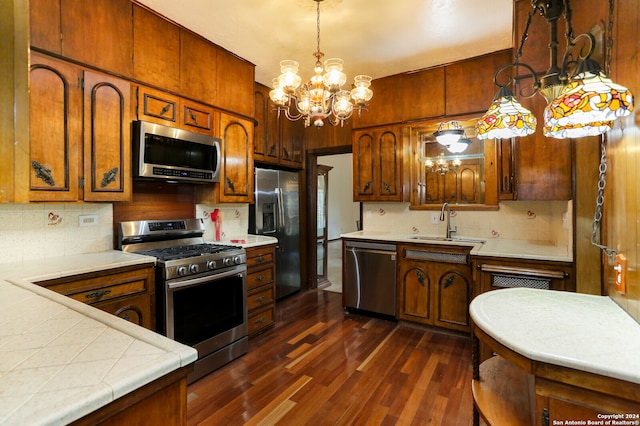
[409,235,486,244]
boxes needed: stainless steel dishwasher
[344,240,397,316]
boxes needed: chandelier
[422,153,461,175]
[476,0,634,140]
[269,0,373,128]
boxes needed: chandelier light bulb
[333,90,354,118]
[278,60,302,93]
[269,78,288,106]
[351,75,374,105]
[323,58,347,92]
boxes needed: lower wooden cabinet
[246,244,276,336]
[474,256,575,296]
[397,244,473,332]
[35,263,155,330]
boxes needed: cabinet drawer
[36,266,154,304]
[247,267,274,290]
[246,251,275,268]
[181,101,214,134]
[66,279,148,304]
[247,287,274,311]
[248,307,274,335]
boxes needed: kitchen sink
[409,235,486,244]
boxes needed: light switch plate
[614,253,626,294]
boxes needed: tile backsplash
[362,200,572,249]
[0,203,113,263]
[196,203,249,242]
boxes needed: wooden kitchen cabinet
[397,244,473,332]
[133,85,217,136]
[30,0,134,77]
[254,83,304,168]
[132,4,181,93]
[29,53,132,202]
[474,256,575,296]
[83,70,132,202]
[245,244,277,336]
[180,29,218,106]
[353,126,409,202]
[35,263,156,330]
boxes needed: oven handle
[166,267,246,290]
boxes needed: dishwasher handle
[345,240,396,252]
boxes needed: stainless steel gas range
[118,218,247,383]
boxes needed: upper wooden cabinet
[83,71,131,202]
[133,5,181,93]
[352,67,445,129]
[29,53,131,202]
[134,85,217,136]
[352,126,409,202]
[30,0,134,77]
[198,114,254,203]
[217,51,255,118]
[445,50,512,116]
[254,83,304,168]
[28,54,82,201]
[180,30,218,106]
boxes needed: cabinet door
[83,71,131,202]
[132,4,180,92]
[216,50,255,117]
[353,127,403,201]
[513,88,573,200]
[181,99,216,135]
[180,30,217,105]
[135,85,180,127]
[29,0,62,53]
[398,260,433,324]
[95,293,152,329]
[279,115,304,166]
[29,53,82,201]
[218,114,254,202]
[60,0,133,77]
[434,265,471,331]
[253,88,276,161]
[353,130,375,198]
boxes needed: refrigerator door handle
[277,187,285,233]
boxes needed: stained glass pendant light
[543,58,634,138]
[476,86,537,140]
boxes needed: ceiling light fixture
[434,121,465,145]
[476,0,633,140]
[422,153,462,175]
[269,0,373,128]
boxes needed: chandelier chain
[316,0,321,57]
[591,136,618,264]
[515,8,536,62]
[605,0,615,76]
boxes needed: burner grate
[138,244,240,261]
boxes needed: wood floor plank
[186,289,473,425]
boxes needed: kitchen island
[469,288,640,425]
[0,251,197,425]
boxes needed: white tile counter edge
[469,288,640,385]
[340,231,572,262]
[0,250,197,426]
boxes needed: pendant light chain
[591,136,618,264]
[316,0,321,56]
[605,0,614,76]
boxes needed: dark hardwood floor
[186,289,474,425]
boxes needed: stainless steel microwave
[132,120,221,184]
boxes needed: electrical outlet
[614,254,627,294]
[431,212,439,224]
[79,214,99,227]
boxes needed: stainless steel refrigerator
[249,168,301,299]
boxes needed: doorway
[307,149,360,293]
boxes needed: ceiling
[136,0,514,87]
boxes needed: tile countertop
[340,231,572,262]
[0,251,198,426]
[470,287,640,385]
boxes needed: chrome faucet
[440,202,457,239]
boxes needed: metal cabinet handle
[255,275,265,282]
[255,256,264,263]
[254,295,266,303]
[444,275,455,288]
[85,289,111,299]
[101,167,118,188]
[417,271,425,286]
[254,317,265,324]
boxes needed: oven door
[164,265,247,358]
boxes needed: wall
[0,203,113,263]
[363,200,572,251]
[602,0,640,321]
